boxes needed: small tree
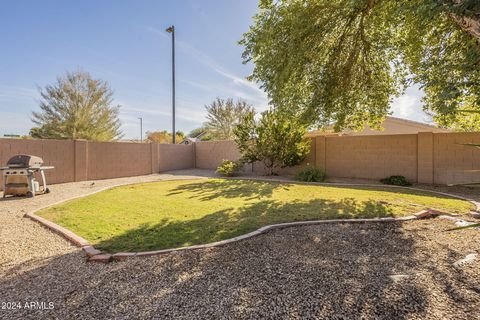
[234,110,310,175]
[31,71,122,141]
[205,98,254,140]
[146,130,185,144]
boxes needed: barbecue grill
[1,155,54,198]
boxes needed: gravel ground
[1,170,479,319]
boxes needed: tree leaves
[400,1,480,129]
[241,0,405,131]
[234,110,310,175]
[205,98,255,140]
[31,71,122,141]
[146,131,185,144]
[241,0,480,131]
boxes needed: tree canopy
[205,98,255,140]
[146,130,185,144]
[187,126,213,141]
[241,0,480,131]
[31,71,122,140]
[234,110,310,175]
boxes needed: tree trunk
[264,158,276,176]
[450,13,480,43]
[448,0,480,44]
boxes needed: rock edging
[25,209,441,263]
[24,178,479,263]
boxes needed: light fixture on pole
[166,25,176,144]
[138,117,143,142]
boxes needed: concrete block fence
[194,132,480,185]
[1,131,480,187]
[0,139,194,189]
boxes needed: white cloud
[0,85,38,101]
[144,25,269,111]
[121,104,205,124]
[391,84,433,124]
[181,79,268,111]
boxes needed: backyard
[2,0,480,318]
[37,178,473,252]
[0,170,480,319]
[1,172,480,319]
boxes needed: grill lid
[6,155,44,169]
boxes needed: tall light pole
[166,25,176,144]
[138,117,143,142]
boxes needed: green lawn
[37,179,473,253]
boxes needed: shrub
[233,110,311,175]
[296,166,326,182]
[216,159,244,177]
[380,175,412,186]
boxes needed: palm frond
[446,223,480,231]
[458,143,480,148]
[456,110,480,114]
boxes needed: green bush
[216,159,244,177]
[296,166,326,182]
[233,110,310,175]
[380,175,412,186]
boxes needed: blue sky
[0,0,430,139]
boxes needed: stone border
[25,176,480,263]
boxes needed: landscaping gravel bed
[1,170,479,319]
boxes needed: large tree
[205,98,255,140]
[31,71,122,141]
[241,0,480,131]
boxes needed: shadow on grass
[166,178,466,202]
[95,197,393,253]
[92,179,468,253]
[166,179,291,200]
